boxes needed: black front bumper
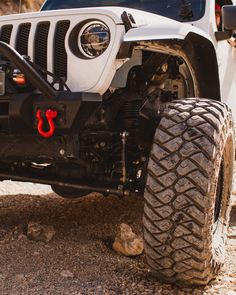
[0,41,102,161]
[7,91,101,134]
[0,41,101,135]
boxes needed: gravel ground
[0,181,235,295]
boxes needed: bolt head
[60,149,65,156]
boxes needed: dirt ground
[0,182,235,295]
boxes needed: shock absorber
[120,131,129,184]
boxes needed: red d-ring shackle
[36,109,58,138]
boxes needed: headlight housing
[79,21,110,59]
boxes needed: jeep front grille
[0,20,71,81]
[0,25,13,44]
[0,9,118,94]
[16,23,31,56]
[35,22,50,77]
[54,21,70,80]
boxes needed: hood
[0,6,210,42]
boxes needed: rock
[14,274,26,283]
[27,222,56,243]
[60,270,74,278]
[0,273,6,281]
[18,233,27,240]
[232,195,236,207]
[228,226,236,238]
[222,277,236,283]
[112,223,143,257]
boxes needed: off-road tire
[143,98,235,285]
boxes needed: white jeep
[0,0,235,286]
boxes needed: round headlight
[79,21,110,59]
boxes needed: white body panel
[0,8,127,94]
[190,0,236,121]
[0,4,235,121]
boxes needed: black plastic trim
[0,25,13,44]
[16,23,31,55]
[54,20,70,79]
[0,41,56,99]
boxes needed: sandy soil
[0,181,235,295]
[0,181,52,195]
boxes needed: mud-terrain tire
[143,98,235,285]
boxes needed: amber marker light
[13,74,26,86]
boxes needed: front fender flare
[120,30,220,101]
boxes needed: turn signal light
[13,69,26,86]
[13,75,26,85]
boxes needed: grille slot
[16,23,31,56]
[34,22,50,71]
[54,21,70,80]
[0,25,13,44]
[1,19,72,86]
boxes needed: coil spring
[120,99,142,132]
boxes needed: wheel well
[112,33,221,102]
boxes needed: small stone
[112,223,143,256]
[60,270,74,278]
[18,233,27,240]
[14,274,25,283]
[232,194,236,206]
[0,274,6,280]
[222,277,236,283]
[27,222,56,243]
[228,226,236,238]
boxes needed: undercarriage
[0,41,193,197]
